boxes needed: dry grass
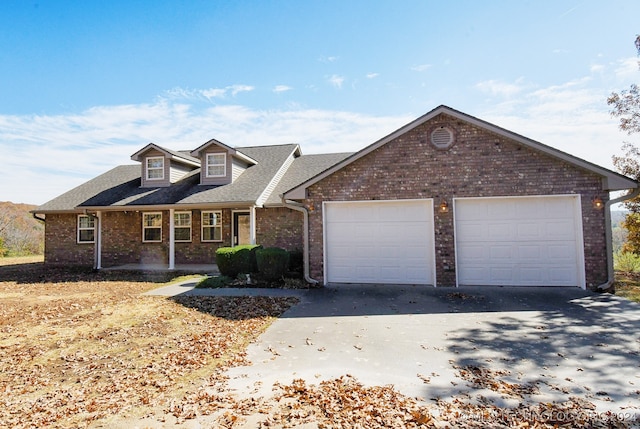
[614,272,640,303]
[0,258,297,428]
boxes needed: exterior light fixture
[439,200,449,213]
[592,197,604,209]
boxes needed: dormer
[190,138,258,186]
[131,143,201,188]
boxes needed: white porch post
[249,205,257,245]
[169,208,175,270]
[95,211,102,270]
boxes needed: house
[34,105,639,290]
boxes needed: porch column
[169,208,175,270]
[94,211,102,270]
[249,205,256,245]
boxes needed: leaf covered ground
[1,258,638,428]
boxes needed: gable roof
[131,143,200,167]
[34,144,301,213]
[284,105,638,199]
[190,138,258,165]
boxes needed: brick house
[34,105,638,290]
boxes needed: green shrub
[215,244,262,277]
[614,250,640,273]
[196,275,232,289]
[256,247,290,281]
[288,249,303,274]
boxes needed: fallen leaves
[0,264,298,428]
[454,364,539,398]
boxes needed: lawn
[0,257,297,428]
[614,272,640,303]
[1,257,638,428]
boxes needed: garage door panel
[325,200,435,285]
[455,196,584,287]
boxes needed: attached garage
[454,195,585,288]
[324,200,436,285]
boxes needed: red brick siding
[44,213,94,266]
[305,114,608,289]
[44,207,300,266]
[256,207,303,251]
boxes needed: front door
[233,212,251,246]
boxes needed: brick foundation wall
[304,113,608,289]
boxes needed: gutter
[597,187,640,291]
[281,197,319,285]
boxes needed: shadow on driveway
[225,284,640,418]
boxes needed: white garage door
[454,196,585,287]
[324,200,435,285]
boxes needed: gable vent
[430,126,455,149]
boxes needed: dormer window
[146,156,165,180]
[206,153,226,178]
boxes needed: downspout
[33,213,45,223]
[597,187,640,291]
[281,197,319,285]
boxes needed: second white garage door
[324,200,435,285]
[454,196,585,287]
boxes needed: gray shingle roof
[34,144,306,213]
[265,152,354,205]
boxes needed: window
[206,153,226,178]
[174,211,192,242]
[143,212,162,242]
[146,156,164,180]
[202,211,222,242]
[77,215,95,243]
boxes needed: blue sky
[1,0,639,204]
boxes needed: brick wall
[256,207,303,251]
[44,213,94,266]
[304,113,608,289]
[44,207,302,267]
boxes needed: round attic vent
[430,126,455,149]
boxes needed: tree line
[0,202,44,256]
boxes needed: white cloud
[328,74,345,89]
[201,88,227,99]
[229,84,255,96]
[163,85,254,101]
[319,55,339,63]
[411,64,432,72]
[475,78,526,98]
[273,85,293,93]
[0,101,411,204]
[614,57,639,80]
[366,72,379,79]
[476,75,630,171]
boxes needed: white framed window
[206,153,226,178]
[174,211,192,242]
[146,156,165,180]
[77,215,95,243]
[202,210,222,242]
[143,212,162,242]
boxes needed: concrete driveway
[220,284,640,417]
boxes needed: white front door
[324,200,436,285]
[454,196,585,287]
